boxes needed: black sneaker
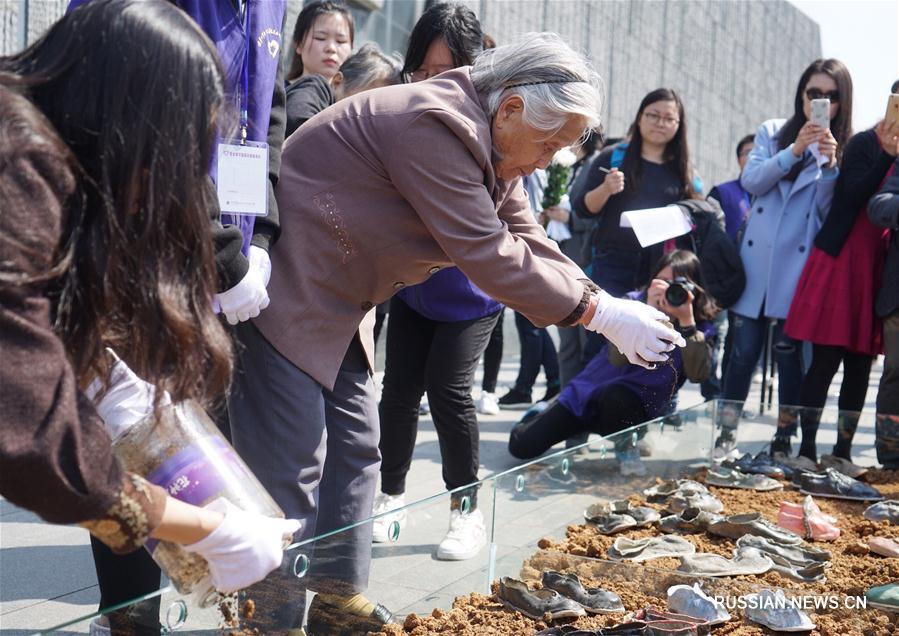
[497,387,532,408]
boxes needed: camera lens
[665,282,688,307]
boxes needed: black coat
[637,198,746,309]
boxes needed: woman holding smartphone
[716,59,853,458]
[785,100,899,463]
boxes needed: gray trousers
[228,322,380,597]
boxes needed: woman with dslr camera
[508,250,716,462]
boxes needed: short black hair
[892,79,899,94]
[402,2,482,77]
[736,134,755,158]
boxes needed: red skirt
[785,210,888,356]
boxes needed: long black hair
[0,0,233,407]
[620,88,693,199]
[648,250,718,323]
[287,0,355,81]
[402,2,483,77]
[776,58,853,177]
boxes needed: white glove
[213,248,271,325]
[183,499,302,594]
[585,290,687,369]
[249,245,271,287]
[85,353,171,439]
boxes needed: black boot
[831,411,860,460]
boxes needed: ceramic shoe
[541,571,625,614]
[643,480,709,502]
[659,507,723,534]
[708,512,803,545]
[735,534,831,566]
[867,537,899,558]
[677,546,774,577]
[536,626,600,636]
[496,576,585,620]
[723,451,785,479]
[772,452,819,474]
[863,500,899,524]
[608,535,696,562]
[777,496,840,541]
[585,500,660,533]
[666,491,724,515]
[632,607,709,635]
[865,582,899,612]
[818,453,867,479]
[743,588,816,632]
[706,466,782,491]
[599,622,649,635]
[797,467,883,501]
[667,583,730,625]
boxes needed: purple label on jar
[144,436,251,554]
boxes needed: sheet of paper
[620,205,692,248]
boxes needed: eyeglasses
[407,66,453,83]
[805,88,840,102]
[643,111,680,127]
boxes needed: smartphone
[810,98,831,129]
[884,93,899,129]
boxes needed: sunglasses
[805,88,840,103]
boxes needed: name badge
[216,140,268,216]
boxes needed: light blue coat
[731,119,839,320]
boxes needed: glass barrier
[38,401,892,634]
[42,484,497,634]
[491,402,716,560]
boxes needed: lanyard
[238,1,251,144]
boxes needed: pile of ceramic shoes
[583,500,661,534]
[666,584,819,632]
[533,592,727,635]
[722,448,870,482]
[863,500,899,558]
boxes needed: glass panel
[712,399,882,468]
[41,485,496,634]
[491,402,716,557]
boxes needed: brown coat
[0,87,165,553]
[256,68,593,389]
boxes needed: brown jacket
[0,88,165,553]
[256,68,593,389]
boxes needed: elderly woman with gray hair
[227,33,684,631]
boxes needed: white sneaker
[371,492,406,543]
[436,509,486,560]
[476,391,500,416]
[89,617,110,636]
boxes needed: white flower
[552,147,577,168]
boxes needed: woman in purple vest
[373,2,501,562]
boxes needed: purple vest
[397,267,503,322]
[713,179,751,241]
[182,0,286,253]
[69,0,286,254]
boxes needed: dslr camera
[665,277,695,307]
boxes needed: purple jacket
[397,267,502,322]
[559,292,714,419]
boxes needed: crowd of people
[0,1,897,634]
